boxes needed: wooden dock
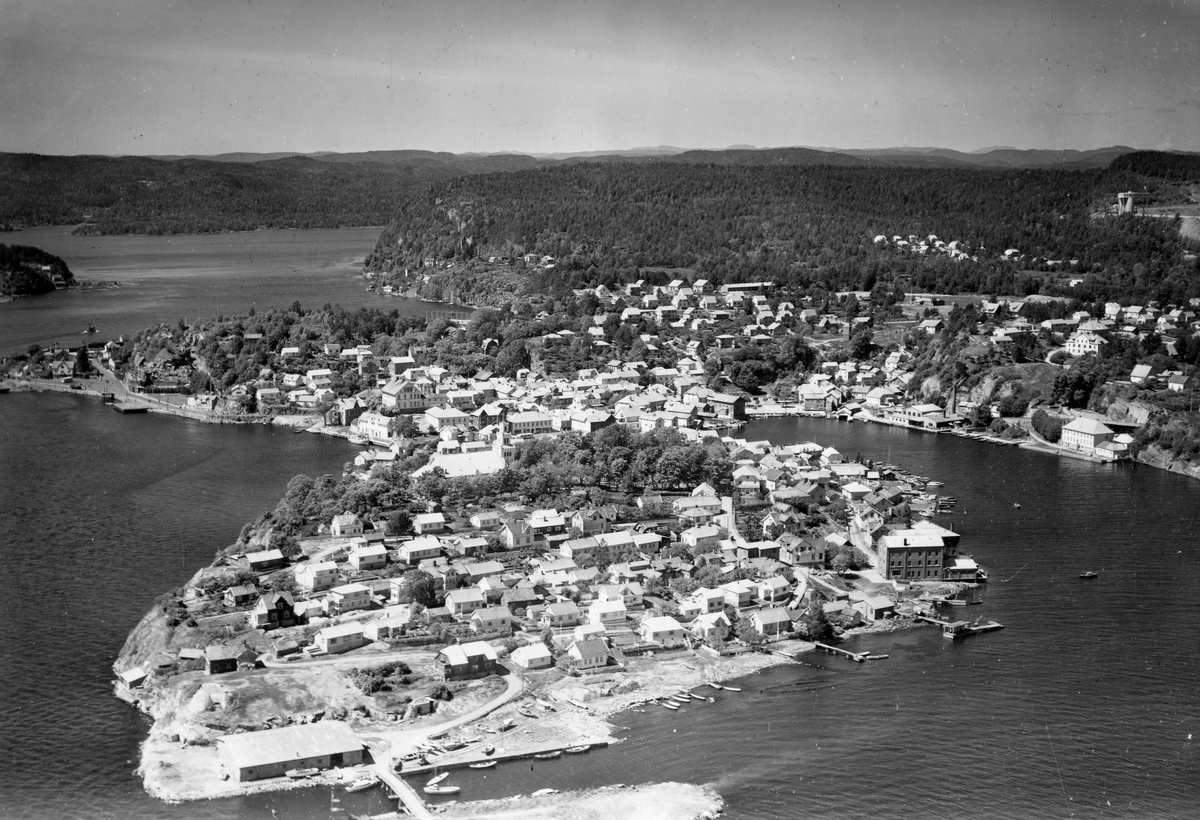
[374,761,434,819]
[915,613,1005,639]
[812,642,870,662]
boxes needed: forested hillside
[0,154,452,235]
[0,243,74,297]
[366,161,1199,304]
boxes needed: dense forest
[366,158,1200,306]
[0,153,465,235]
[0,243,74,296]
[1110,151,1200,183]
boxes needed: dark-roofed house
[205,644,241,675]
[249,592,297,631]
[219,722,364,782]
[435,640,504,681]
[224,583,259,609]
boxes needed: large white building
[1060,417,1115,452]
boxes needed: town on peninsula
[4,148,1200,820]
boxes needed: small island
[0,242,75,300]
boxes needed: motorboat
[423,784,460,795]
[344,775,378,793]
[1079,571,1099,579]
[482,744,495,756]
[707,682,723,690]
[285,768,319,779]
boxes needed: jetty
[112,401,151,413]
[812,642,870,663]
[915,613,1005,639]
[399,740,608,778]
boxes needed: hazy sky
[2,0,1197,156]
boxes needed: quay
[915,614,1005,639]
[112,401,151,413]
[398,740,609,778]
[812,642,870,662]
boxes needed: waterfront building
[1060,417,1115,452]
[218,722,364,782]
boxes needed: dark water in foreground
[2,408,1198,819]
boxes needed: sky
[1,0,1198,156]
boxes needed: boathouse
[218,722,364,782]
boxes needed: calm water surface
[2,391,1198,818]
[0,226,463,355]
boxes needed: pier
[915,614,1005,639]
[812,642,870,662]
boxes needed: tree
[74,344,91,376]
[799,599,835,642]
[396,569,439,607]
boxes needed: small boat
[533,750,562,760]
[399,752,423,762]
[564,745,590,754]
[919,510,935,517]
[663,702,679,710]
[1079,571,1099,579]
[499,717,516,731]
[707,697,715,703]
[535,698,556,711]
[1012,503,1021,509]
[531,788,559,797]
[285,768,319,779]
[344,776,378,793]
[707,682,723,690]
[926,480,944,487]
[423,784,460,795]
[427,772,450,787]
[482,744,495,756]
[723,686,742,692]
[469,760,497,769]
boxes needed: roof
[438,640,498,666]
[511,643,553,661]
[219,722,363,769]
[1062,417,1114,435]
[642,615,684,632]
[754,607,793,625]
[317,621,365,640]
[471,605,513,621]
[569,638,609,661]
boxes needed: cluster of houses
[873,232,978,262]
[178,432,987,682]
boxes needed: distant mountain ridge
[138,144,1179,170]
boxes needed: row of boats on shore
[656,680,741,711]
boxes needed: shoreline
[14,379,1200,482]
